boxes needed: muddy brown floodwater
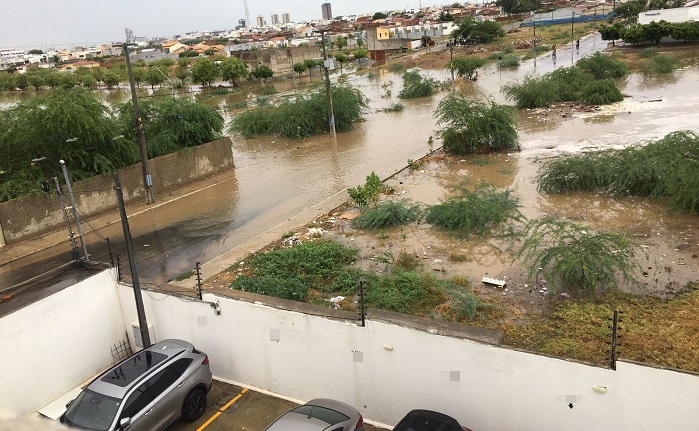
[210,42,699,324]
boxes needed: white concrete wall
[116,285,699,431]
[0,269,126,416]
[638,7,694,24]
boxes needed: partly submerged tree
[191,57,220,87]
[515,218,638,296]
[251,65,274,82]
[451,56,486,81]
[434,93,518,154]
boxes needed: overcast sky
[1,0,437,50]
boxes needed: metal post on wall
[358,279,366,327]
[195,261,203,300]
[608,310,623,370]
[59,160,89,261]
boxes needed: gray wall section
[0,137,234,244]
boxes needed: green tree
[293,62,307,77]
[145,67,166,89]
[102,70,120,89]
[335,53,348,73]
[353,49,368,69]
[613,0,645,20]
[0,89,135,202]
[335,36,348,50]
[434,94,518,154]
[91,67,104,88]
[15,73,28,90]
[191,57,219,86]
[28,49,43,54]
[516,218,637,296]
[496,0,540,13]
[669,21,699,43]
[453,18,504,43]
[644,20,671,45]
[373,12,387,19]
[0,72,16,90]
[175,63,189,84]
[251,65,274,82]
[220,57,248,85]
[132,67,147,88]
[303,58,318,77]
[575,52,627,80]
[598,22,624,45]
[25,68,46,90]
[118,97,224,156]
[356,37,365,48]
[59,73,77,89]
[451,56,485,81]
[620,23,647,45]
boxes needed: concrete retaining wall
[0,137,234,244]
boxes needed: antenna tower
[243,0,250,27]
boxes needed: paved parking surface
[171,380,385,431]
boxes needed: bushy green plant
[497,56,520,69]
[575,52,628,80]
[398,70,437,99]
[515,218,638,296]
[639,47,658,58]
[365,271,447,314]
[229,239,361,300]
[347,172,383,207]
[228,84,367,139]
[643,54,680,74]
[548,67,594,102]
[581,79,624,105]
[537,131,699,213]
[352,199,422,229]
[502,75,557,108]
[451,56,486,81]
[425,182,521,238]
[435,93,519,154]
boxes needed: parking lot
[171,380,386,431]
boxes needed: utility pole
[317,28,336,137]
[113,172,151,348]
[571,12,575,63]
[123,39,155,204]
[53,176,80,261]
[59,160,89,261]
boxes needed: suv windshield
[63,389,120,431]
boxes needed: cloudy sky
[1,0,435,49]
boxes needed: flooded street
[2,38,698,291]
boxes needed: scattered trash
[329,296,345,309]
[307,227,323,237]
[560,293,570,298]
[482,277,506,288]
[433,259,442,263]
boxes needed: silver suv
[60,339,212,431]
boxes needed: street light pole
[123,42,155,204]
[571,12,575,63]
[59,159,89,261]
[316,28,336,137]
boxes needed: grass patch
[503,287,699,372]
[642,54,680,75]
[258,86,277,95]
[230,239,362,300]
[537,131,699,213]
[352,199,422,229]
[426,182,521,238]
[497,56,520,69]
[172,270,195,281]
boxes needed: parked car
[264,398,366,431]
[392,409,472,431]
[60,339,212,431]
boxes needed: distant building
[237,18,247,29]
[271,14,279,24]
[321,3,332,20]
[638,6,699,24]
[282,12,291,23]
[256,15,265,27]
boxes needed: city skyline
[1,0,430,50]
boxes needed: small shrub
[259,86,277,95]
[352,199,422,229]
[365,271,447,314]
[383,102,405,112]
[394,250,420,271]
[398,70,437,99]
[426,182,521,238]
[173,270,194,281]
[348,171,383,207]
[497,56,520,69]
[502,75,558,108]
[644,54,680,74]
[581,79,624,105]
[502,45,515,54]
[639,47,658,58]
[576,52,628,80]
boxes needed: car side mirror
[118,417,132,430]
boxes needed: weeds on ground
[426,182,521,238]
[503,286,699,372]
[347,172,383,207]
[173,270,195,281]
[383,102,405,112]
[352,199,422,229]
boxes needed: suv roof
[87,339,194,399]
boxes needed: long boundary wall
[117,284,699,431]
[4,269,698,429]
[0,137,234,244]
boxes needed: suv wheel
[182,388,207,422]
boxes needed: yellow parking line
[197,388,249,431]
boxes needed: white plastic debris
[482,277,506,288]
[329,296,345,309]
[307,227,324,237]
